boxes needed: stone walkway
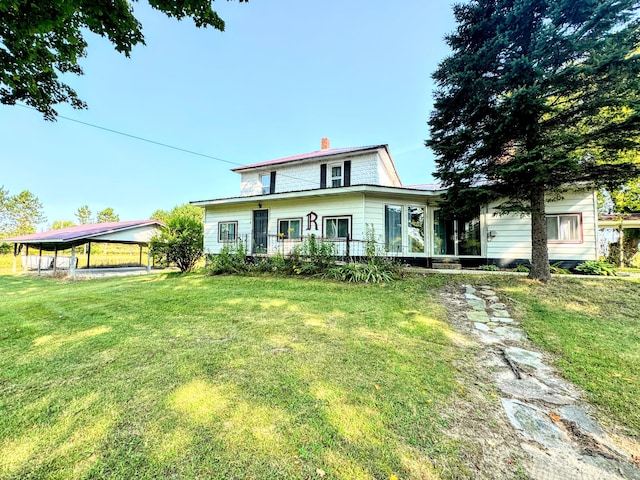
[460,284,640,480]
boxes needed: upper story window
[260,174,271,194]
[320,161,351,189]
[547,214,581,242]
[330,164,343,187]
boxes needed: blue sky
[1,1,457,229]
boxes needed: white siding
[485,191,598,262]
[237,151,393,197]
[204,195,366,255]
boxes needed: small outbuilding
[3,220,164,278]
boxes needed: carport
[3,220,164,279]
[598,214,640,264]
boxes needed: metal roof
[3,220,164,249]
[231,145,388,172]
[598,214,640,229]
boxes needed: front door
[253,210,268,254]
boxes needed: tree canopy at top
[427,0,640,281]
[0,0,247,121]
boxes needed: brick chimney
[321,137,330,150]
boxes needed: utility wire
[16,103,318,186]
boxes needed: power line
[16,103,318,186]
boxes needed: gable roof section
[3,220,164,249]
[231,145,389,172]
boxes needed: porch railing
[234,234,424,258]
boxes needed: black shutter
[269,171,276,194]
[343,160,351,187]
[320,164,327,188]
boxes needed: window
[330,165,342,187]
[324,216,350,239]
[260,174,271,195]
[278,218,302,239]
[218,221,238,242]
[546,214,581,242]
[385,205,402,252]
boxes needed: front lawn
[0,273,472,479]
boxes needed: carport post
[53,245,58,274]
[12,243,17,273]
[70,245,76,280]
[147,245,151,273]
[37,245,42,275]
[139,244,143,266]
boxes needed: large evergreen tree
[427,0,640,281]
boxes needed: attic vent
[321,137,330,150]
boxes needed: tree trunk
[528,187,551,282]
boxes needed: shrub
[478,264,499,271]
[513,263,530,273]
[149,214,203,273]
[207,242,249,275]
[328,261,395,283]
[289,235,336,275]
[549,262,571,275]
[575,260,617,276]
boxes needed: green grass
[462,274,640,437]
[0,273,475,479]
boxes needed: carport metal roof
[3,220,164,251]
[599,214,640,229]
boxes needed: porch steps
[432,261,462,270]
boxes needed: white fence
[21,255,78,270]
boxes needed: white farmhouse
[192,139,598,268]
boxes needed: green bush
[289,235,336,275]
[513,264,530,273]
[251,252,287,274]
[207,242,249,275]
[477,264,499,271]
[549,262,571,275]
[575,260,617,276]
[149,214,204,273]
[328,261,395,283]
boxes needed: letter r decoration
[306,211,318,231]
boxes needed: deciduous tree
[3,190,47,236]
[51,220,76,230]
[149,213,204,273]
[150,204,203,225]
[0,0,247,120]
[75,205,93,224]
[427,0,640,281]
[97,207,119,223]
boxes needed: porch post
[139,244,143,266]
[147,245,151,273]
